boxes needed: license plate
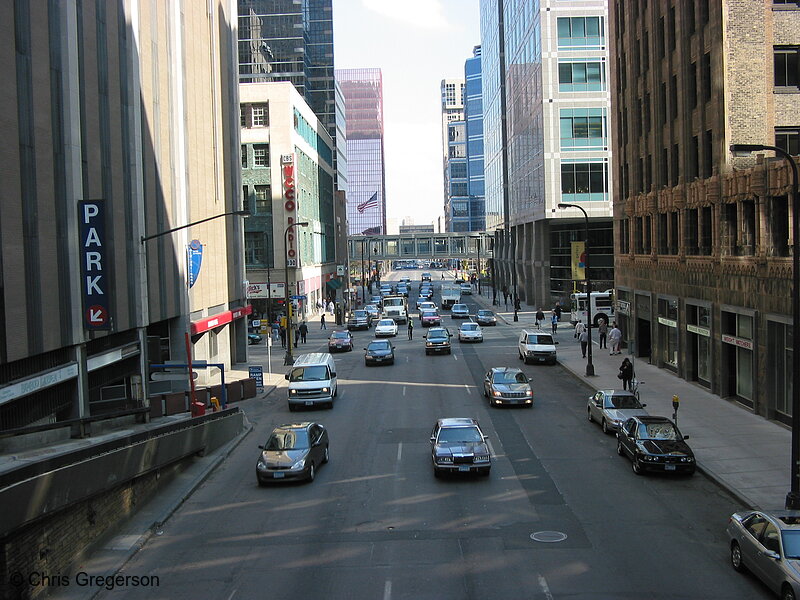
[664,464,676,471]
[458,465,470,472]
[273,472,285,478]
[538,357,546,362]
[305,401,313,406]
[374,357,383,362]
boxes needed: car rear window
[607,395,643,409]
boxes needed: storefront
[657,296,679,372]
[720,307,755,408]
[685,300,712,389]
[616,288,632,353]
[634,292,652,359]
[767,315,792,424]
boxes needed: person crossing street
[407,319,414,340]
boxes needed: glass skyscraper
[336,68,387,236]
[464,46,486,232]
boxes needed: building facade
[336,68,387,236]
[241,83,337,322]
[480,0,614,308]
[609,0,800,423]
[441,77,467,232]
[465,46,487,233]
[0,1,244,433]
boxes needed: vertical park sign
[78,201,111,330]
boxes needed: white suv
[518,330,557,365]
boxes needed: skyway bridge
[347,232,493,264]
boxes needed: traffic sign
[290,295,307,300]
[249,366,264,391]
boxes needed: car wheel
[433,468,442,479]
[587,409,594,423]
[617,441,625,456]
[730,541,745,572]
[322,445,330,464]
[288,405,296,412]
[447,348,451,354]
[601,419,610,434]
[307,462,316,482]
[333,385,338,397]
[389,358,395,365]
[257,477,266,487]
[632,456,644,475]
[483,387,488,398]
[348,344,353,352]
[782,585,795,600]
[480,468,491,477]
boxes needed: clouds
[361,0,454,30]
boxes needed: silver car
[451,303,470,319]
[587,390,648,434]
[458,321,483,342]
[483,367,533,407]
[727,510,800,600]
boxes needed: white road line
[383,579,392,600]
[538,575,554,600]
[487,439,496,457]
[225,589,238,600]
[464,384,471,394]
[453,354,458,361]
[396,442,403,462]
[403,386,406,396]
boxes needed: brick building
[610,0,800,422]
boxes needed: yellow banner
[571,241,585,280]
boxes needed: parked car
[727,509,800,599]
[483,367,533,407]
[518,330,558,365]
[327,330,353,352]
[430,418,491,477]
[616,416,695,476]
[347,310,371,331]
[374,318,399,337]
[424,327,451,355]
[451,304,470,319]
[458,321,483,342]
[475,309,497,326]
[256,422,329,485]
[248,333,263,345]
[587,390,648,434]
[364,339,395,366]
[460,282,473,295]
[420,309,441,327]
[364,304,380,321]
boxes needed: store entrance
[636,319,651,358]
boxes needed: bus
[570,290,615,327]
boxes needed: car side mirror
[284,373,290,380]
[330,371,336,377]
[363,347,367,350]
[764,550,780,560]
[683,435,689,440]
[258,445,264,450]
[528,378,532,382]
[429,436,435,443]
[482,435,489,440]
[641,403,647,407]
[595,400,602,407]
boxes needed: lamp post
[511,227,519,322]
[730,143,799,509]
[283,221,309,366]
[477,234,482,296]
[558,203,595,376]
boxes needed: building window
[659,82,667,124]
[689,135,699,180]
[450,182,468,196]
[670,211,679,255]
[670,75,678,118]
[671,143,679,186]
[774,47,800,87]
[668,7,676,52]
[685,208,699,255]
[452,202,469,217]
[242,185,249,213]
[558,60,606,92]
[560,160,609,202]
[769,195,790,257]
[657,213,668,255]
[660,147,669,187]
[557,17,605,51]
[767,320,792,418]
[251,104,268,127]
[657,298,679,368]
[449,145,466,159]
[559,108,607,151]
[240,106,246,127]
[702,52,712,102]
[688,61,698,108]
[450,162,468,179]
[634,217,644,254]
[700,206,713,255]
[245,231,268,267]
[253,144,269,167]
[241,145,247,169]
[254,185,271,213]
[704,129,714,179]
[776,127,800,155]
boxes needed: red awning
[191,305,253,335]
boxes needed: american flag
[357,192,379,213]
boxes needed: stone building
[610,0,800,423]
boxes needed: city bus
[569,290,615,327]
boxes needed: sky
[333,0,481,227]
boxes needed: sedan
[419,287,434,300]
[248,333,263,345]
[424,327,451,355]
[616,416,695,476]
[327,330,353,352]
[420,310,441,327]
[451,304,470,319]
[587,390,648,434]
[475,309,497,326]
[364,304,380,321]
[256,422,329,484]
[458,322,483,342]
[364,339,395,366]
[374,318,399,337]
[430,418,491,477]
[417,301,437,313]
[483,367,533,407]
[727,509,800,599]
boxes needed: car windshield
[461,323,478,331]
[606,395,643,409]
[454,305,467,311]
[368,341,390,351]
[438,426,483,444]
[353,311,367,318]
[265,429,309,450]
[527,334,554,344]
[290,366,329,381]
[638,422,680,440]
[378,320,395,326]
[478,310,494,317]
[422,311,437,317]
[331,332,349,339]
[782,530,800,559]
[492,371,527,384]
[428,330,447,338]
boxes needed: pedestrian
[279,325,286,348]
[320,313,327,330]
[293,323,299,348]
[551,313,558,335]
[407,319,414,340]
[503,292,509,309]
[271,320,279,342]
[619,358,634,391]
[574,319,586,340]
[535,308,545,328]
[608,323,622,355]
[299,321,308,344]
[598,318,608,349]
[316,299,323,311]
[553,302,562,322]
[327,300,334,315]
[579,328,589,358]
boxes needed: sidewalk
[469,291,790,510]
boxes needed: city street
[96,272,770,600]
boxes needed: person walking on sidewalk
[579,328,589,358]
[279,325,286,348]
[608,323,622,355]
[299,321,308,344]
[535,308,545,328]
[598,319,608,349]
[320,314,327,329]
[574,319,586,340]
[407,319,414,340]
[551,313,558,335]
[619,358,634,391]
[553,302,562,322]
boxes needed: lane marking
[538,575,554,600]
[487,440,496,457]
[396,442,403,462]
[453,354,458,361]
[403,386,406,396]
[383,579,392,600]
[464,384,471,394]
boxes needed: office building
[441,77,467,231]
[465,46,487,232]
[336,68,387,236]
[610,0,800,423]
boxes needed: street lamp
[558,202,595,376]
[283,221,309,366]
[730,143,799,510]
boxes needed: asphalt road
[98,272,771,600]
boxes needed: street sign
[287,258,297,267]
[249,366,264,391]
[290,295,307,300]
[151,372,198,381]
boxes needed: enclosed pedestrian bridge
[347,232,493,264]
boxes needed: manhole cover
[530,531,567,543]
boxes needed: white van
[518,330,558,365]
[284,353,338,410]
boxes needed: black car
[616,416,695,476]
[430,418,491,477]
[256,422,329,484]
[328,330,353,352]
[364,339,395,366]
[424,327,451,355]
